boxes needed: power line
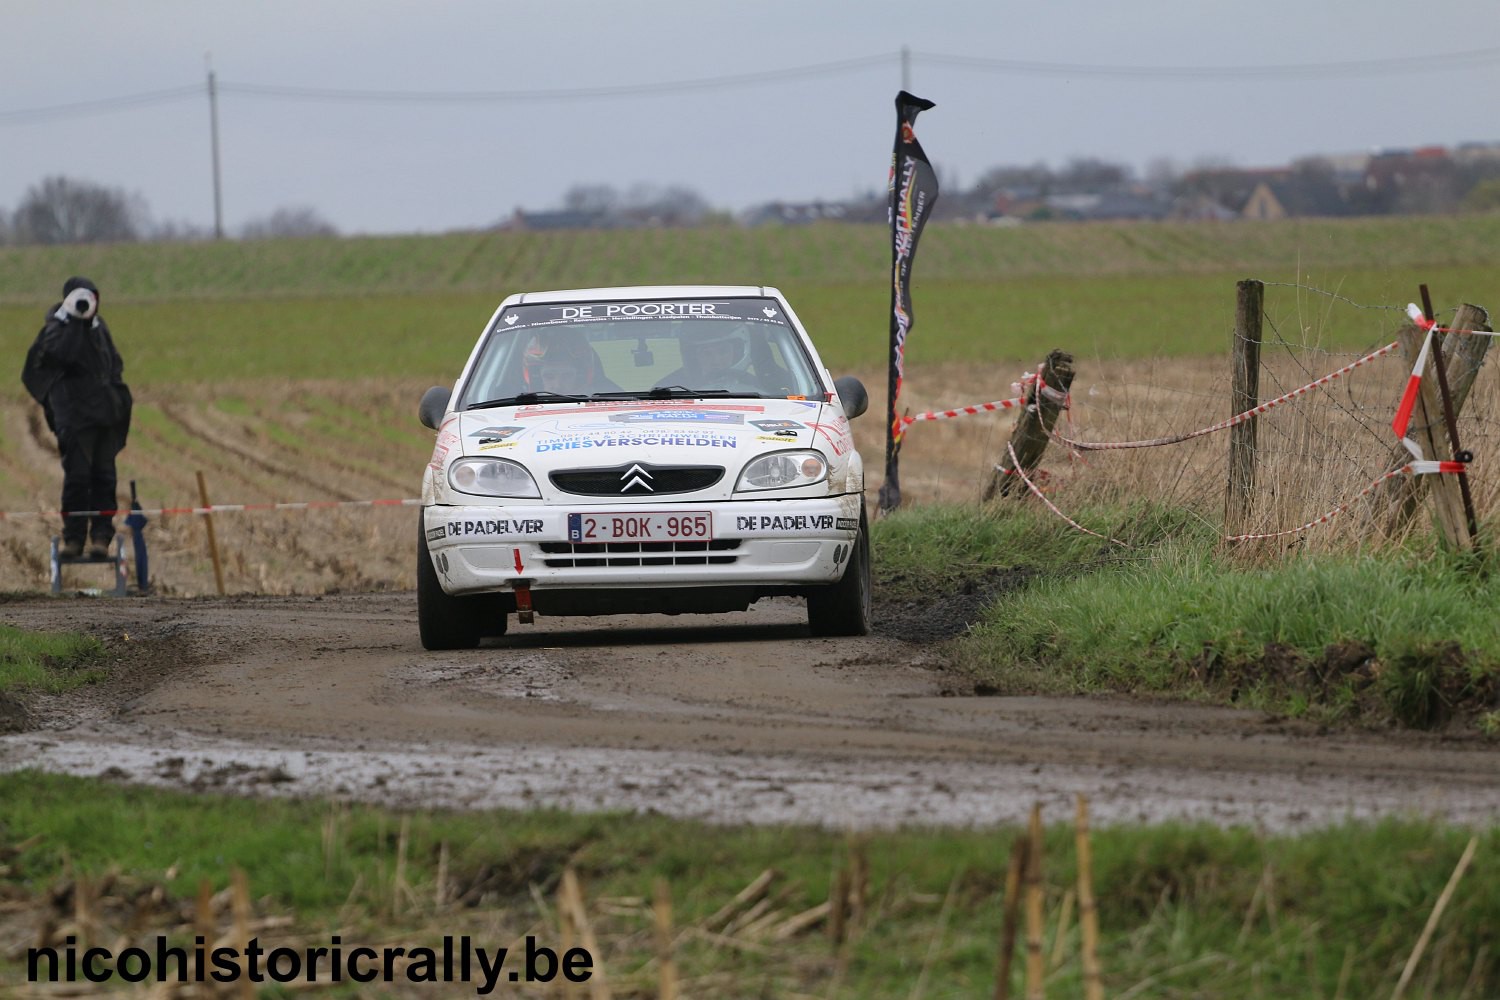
[0,84,203,124]
[911,46,1500,80]
[214,53,893,104]
[4,45,1498,123]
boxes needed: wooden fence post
[1225,279,1263,536]
[196,470,226,595]
[1382,303,1492,541]
[984,350,1076,501]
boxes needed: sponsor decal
[735,514,837,532]
[477,441,518,450]
[836,517,859,531]
[446,518,546,538]
[560,302,724,319]
[426,525,447,542]
[471,425,525,443]
[750,419,802,434]
[535,431,738,453]
[609,410,744,425]
[809,418,853,457]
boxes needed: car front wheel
[806,509,871,637]
[417,515,507,650]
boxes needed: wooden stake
[1391,836,1479,1000]
[1024,804,1046,1000]
[231,867,253,1000]
[984,350,1076,501]
[1383,303,1492,538]
[653,878,678,1000]
[1075,795,1103,1000]
[560,868,612,1000]
[994,835,1028,1000]
[1226,279,1263,536]
[196,470,226,595]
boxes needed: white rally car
[416,285,871,649]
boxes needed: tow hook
[513,579,535,624]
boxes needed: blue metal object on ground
[125,479,149,593]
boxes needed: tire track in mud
[5,592,1500,831]
[158,401,357,502]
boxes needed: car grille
[538,540,741,568]
[550,463,724,496]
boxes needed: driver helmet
[680,326,745,372]
[523,331,596,391]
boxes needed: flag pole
[877,91,937,514]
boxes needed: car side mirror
[418,386,452,430]
[833,376,868,419]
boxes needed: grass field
[3,216,1500,379]
[3,219,1500,997]
[1,773,1496,998]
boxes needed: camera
[64,288,97,320]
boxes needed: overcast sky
[3,1,1497,236]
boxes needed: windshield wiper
[466,391,591,409]
[589,387,763,400]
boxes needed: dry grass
[874,339,1500,557]
[2,331,1497,597]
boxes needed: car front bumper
[423,495,863,595]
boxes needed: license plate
[567,511,712,542]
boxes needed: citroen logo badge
[620,464,654,492]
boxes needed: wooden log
[984,350,1076,501]
[1383,304,1492,541]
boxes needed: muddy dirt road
[3,591,1498,831]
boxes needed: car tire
[417,515,507,650]
[807,508,871,637]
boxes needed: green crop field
[3,215,1499,382]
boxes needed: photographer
[21,277,133,559]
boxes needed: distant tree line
[6,146,1500,246]
[0,176,339,246]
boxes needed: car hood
[456,398,835,465]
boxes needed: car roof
[507,285,780,305]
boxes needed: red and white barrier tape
[1225,460,1466,542]
[0,498,422,521]
[1054,339,1402,452]
[1003,443,1130,547]
[903,394,1025,425]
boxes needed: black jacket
[21,304,132,437]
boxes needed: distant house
[1241,182,1287,220]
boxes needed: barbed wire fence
[893,281,1496,555]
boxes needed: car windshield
[457,296,825,408]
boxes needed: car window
[458,297,824,406]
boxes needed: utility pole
[207,55,223,240]
[901,46,911,91]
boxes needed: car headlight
[448,457,541,498]
[736,450,828,491]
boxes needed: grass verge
[0,773,1495,998]
[874,503,1500,733]
[0,623,103,695]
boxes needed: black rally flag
[878,90,938,514]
